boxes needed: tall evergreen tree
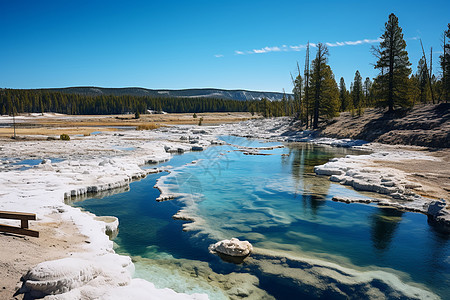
[440,23,450,102]
[373,13,412,111]
[417,57,431,103]
[310,43,339,128]
[339,77,349,111]
[292,71,303,120]
[352,71,364,115]
[363,77,372,106]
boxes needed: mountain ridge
[40,86,291,101]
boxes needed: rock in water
[94,216,119,239]
[209,238,253,257]
[426,199,450,228]
[427,200,446,216]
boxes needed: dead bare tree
[304,42,310,128]
[420,39,435,103]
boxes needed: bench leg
[21,219,29,229]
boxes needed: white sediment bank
[0,116,447,299]
[0,125,219,299]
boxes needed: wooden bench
[0,211,39,238]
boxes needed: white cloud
[235,38,381,55]
[214,54,224,58]
[289,45,304,51]
[251,46,283,54]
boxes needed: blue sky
[1,0,448,92]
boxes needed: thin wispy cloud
[235,38,381,55]
[214,54,224,58]
[326,38,382,47]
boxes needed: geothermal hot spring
[73,136,449,299]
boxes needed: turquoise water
[74,136,450,299]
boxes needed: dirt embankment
[318,103,450,148]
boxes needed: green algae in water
[75,136,449,299]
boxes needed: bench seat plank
[0,211,36,221]
[0,224,39,238]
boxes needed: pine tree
[292,73,303,120]
[310,43,339,128]
[40,99,45,115]
[339,77,349,112]
[363,77,372,106]
[373,13,412,111]
[440,23,450,102]
[417,57,431,103]
[352,70,364,115]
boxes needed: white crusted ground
[0,125,220,299]
[0,116,447,299]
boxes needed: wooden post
[0,211,39,238]
[12,96,16,139]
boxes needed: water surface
[75,136,449,299]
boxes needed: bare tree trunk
[297,62,302,122]
[420,39,435,104]
[304,42,310,128]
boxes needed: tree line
[0,86,303,117]
[0,88,290,116]
[292,14,450,129]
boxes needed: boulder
[426,200,450,227]
[14,256,131,299]
[208,238,253,257]
[427,200,446,217]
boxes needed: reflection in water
[73,137,450,299]
[426,222,450,285]
[370,207,404,252]
[64,185,131,205]
[289,143,337,216]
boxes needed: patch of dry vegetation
[136,123,160,130]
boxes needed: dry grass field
[0,112,259,138]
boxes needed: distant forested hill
[0,88,297,117]
[44,87,290,101]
